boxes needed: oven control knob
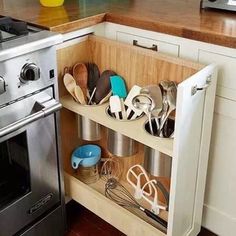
[0,76,7,95]
[20,63,40,82]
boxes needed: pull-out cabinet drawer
[58,35,217,236]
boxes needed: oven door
[0,87,62,236]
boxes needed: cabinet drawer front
[198,50,236,101]
[116,32,180,57]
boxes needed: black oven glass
[0,131,30,209]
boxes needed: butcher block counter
[0,0,236,48]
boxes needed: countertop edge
[105,13,236,49]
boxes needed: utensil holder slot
[144,117,175,138]
[107,129,138,157]
[77,114,101,141]
[106,105,143,121]
[144,146,172,178]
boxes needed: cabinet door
[202,97,236,236]
[116,32,180,56]
[168,64,217,236]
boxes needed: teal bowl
[71,144,101,169]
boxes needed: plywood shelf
[60,95,173,157]
[64,171,167,236]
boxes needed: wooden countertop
[0,0,236,48]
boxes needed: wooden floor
[65,201,217,236]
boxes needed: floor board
[65,200,217,236]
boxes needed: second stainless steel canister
[144,146,172,177]
[107,129,138,157]
[77,115,101,141]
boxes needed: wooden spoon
[73,63,88,102]
[74,85,86,105]
[63,73,78,102]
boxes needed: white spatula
[124,85,142,120]
[109,95,122,120]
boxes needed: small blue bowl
[71,144,101,169]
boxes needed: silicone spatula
[109,95,122,120]
[110,75,127,119]
[124,85,142,120]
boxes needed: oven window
[0,131,30,209]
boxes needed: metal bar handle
[133,40,158,51]
[0,100,62,138]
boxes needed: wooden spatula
[73,63,88,103]
[94,70,116,104]
[63,73,78,102]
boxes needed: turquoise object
[110,75,127,99]
[71,144,101,169]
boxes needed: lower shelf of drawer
[64,171,168,236]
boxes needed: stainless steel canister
[144,146,172,177]
[107,129,138,157]
[77,115,101,141]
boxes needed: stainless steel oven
[0,18,64,236]
[0,88,63,236]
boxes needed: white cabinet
[103,22,236,236]
[202,97,236,236]
[58,34,217,236]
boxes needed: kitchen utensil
[77,115,101,141]
[124,85,142,120]
[110,75,128,119]
[144,146,172,178]
[75,165,100,184]
[74,84,86,105]
[101,157,122,181]
[127,164,152,199]
[154,181,170,211]
[105,178,167,228]
[86,62,100,97]
[73,63,88,102]
[141,179,166,215]
[94,70,115,104]
[88,87,96,105]
[63,72,78,102]
[132,94,155,135]
[99,90,112,105]
[109,95,122,119]
[107,129,138,157]
[127,164,167,214]
[159,83,177,134]
[141,85,163,129]
[71,144,101,169]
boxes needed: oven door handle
[0,100,62,138]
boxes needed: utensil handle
[148,112,154,135]
[133,40,158,52]
[144,209,168,228]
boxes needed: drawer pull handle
[133,40,158,51]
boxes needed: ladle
[132,94,155,135]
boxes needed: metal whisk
[105,178,168,229]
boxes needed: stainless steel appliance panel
[19,206,64,236]
[0,87,62,236]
